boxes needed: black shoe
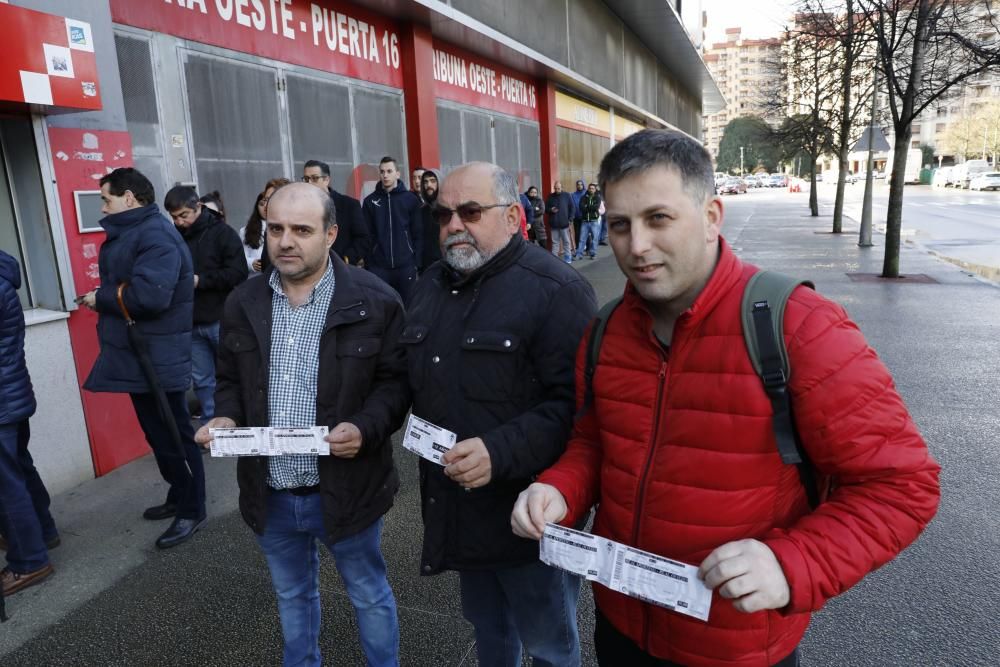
[0,535,60,551]
[142,503,178,521]
[155,517,206,550]
[598,241,608,246]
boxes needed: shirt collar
[269,261,335,307]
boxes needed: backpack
[579,270,821,508]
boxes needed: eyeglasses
[432,202,513,226]
[301,174,327,183]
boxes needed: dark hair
[379,156,397,168]
[526,186,538,196]
[303,159,330,177]
[199,190,225,218]
[164,185,200,213]
[245,193,265,249]
[100,167,155,206]
[598,129,714,205]
[413,165,425,172]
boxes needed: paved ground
[2,189,998,665]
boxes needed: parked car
[932,167,953,188]
[953,160,991,189]
[969,172,1000,191]
[767,174,789,188]
[719,177,747,195]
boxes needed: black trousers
[595,609,800,667]
[129,391,206,520]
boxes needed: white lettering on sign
[158,0,401,70]
[574,106,598,126]
[432,48,536,111]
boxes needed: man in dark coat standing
[546,181,575,263]
[0,250,59,595]
[302,159,371,266]
[402,162,597,666]
[418,169,441,270]
[164,186,247,423]
[362,156,423,302]
[80,167,205,550]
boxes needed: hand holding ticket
[401,414,456,465]
[540,523,712,622]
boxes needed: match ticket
[209,426,329,457]
[401,414,456,465]
[540,523,712,622]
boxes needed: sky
[701,0,797,46]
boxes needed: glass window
[115,33,168,205]
[0,116,62,310]
[353,87,406,185]
[286,73,353,191]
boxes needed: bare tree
[857,0,1000,277]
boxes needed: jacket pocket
[336,337,382,358]
[398,324,428,390]
[223,332,258,354]
[460,330,520,402]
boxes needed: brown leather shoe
[1,564,54,595]
[0,535,61,551]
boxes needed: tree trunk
[833,2,855,234]
[882,132,911,277]
[809,158,819,217]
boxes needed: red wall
[48,127,148,476]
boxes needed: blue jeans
[574,221,600,258]
[369,263,417,305]
[129,391,206,520]
[550,228,573,263]
[256,492,399,667]
[599,215,608,243]
[0,420,57,573]
[190,321,220,421]
[459,560,581,667]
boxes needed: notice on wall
[111,0,404,88]
[431,41,539,121]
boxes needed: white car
[969,172,1000,191]
[932,167,953,188]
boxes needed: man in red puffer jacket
[511,129,941,667]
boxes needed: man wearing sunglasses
[401,162,597,667]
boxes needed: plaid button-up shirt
[266,263,335,489]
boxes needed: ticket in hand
[209,426,329,457]
[401,414,456,465]
[540,523,712,622]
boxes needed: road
[787,180,1000,273]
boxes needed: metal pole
[740,146,745,175]
[859,66,878,247]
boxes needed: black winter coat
[85,204,194,394]
[402,234,598,573]
[0,250,35,425]
[180,207,248,324]
[215,255,410,542]
[362,180,423,269]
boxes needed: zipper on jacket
[631,353,669,652]
[387,191,394,268]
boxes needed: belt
[274,485,320,496]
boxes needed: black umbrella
[116,284,191,478]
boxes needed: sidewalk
[2,192,998,665]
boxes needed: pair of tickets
[208,426,329,457]
[541,523,713,622]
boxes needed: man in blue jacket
[0,250,59,595]
[362,156,423,303]
[80,167,206,549]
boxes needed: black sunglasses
[433,201,512,226]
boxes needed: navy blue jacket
[362,180,423,269]
[519,193,534,229]
[0,250,36,425]
[84,204,194,394]
[545,191,576,229]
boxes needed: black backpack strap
[575,296,623,421]
[741,271,821,508]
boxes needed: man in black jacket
[196,183,408,666]
[418,169,441,270]
[402,162,597,667]
[362,156,423,302]
[302,159,370,266]
[165,186,248,423]
[546,181,575,263]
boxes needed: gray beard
[442,231,498,273]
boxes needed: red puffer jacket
[538,238,940,667]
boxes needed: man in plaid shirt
[197,183,410,667]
